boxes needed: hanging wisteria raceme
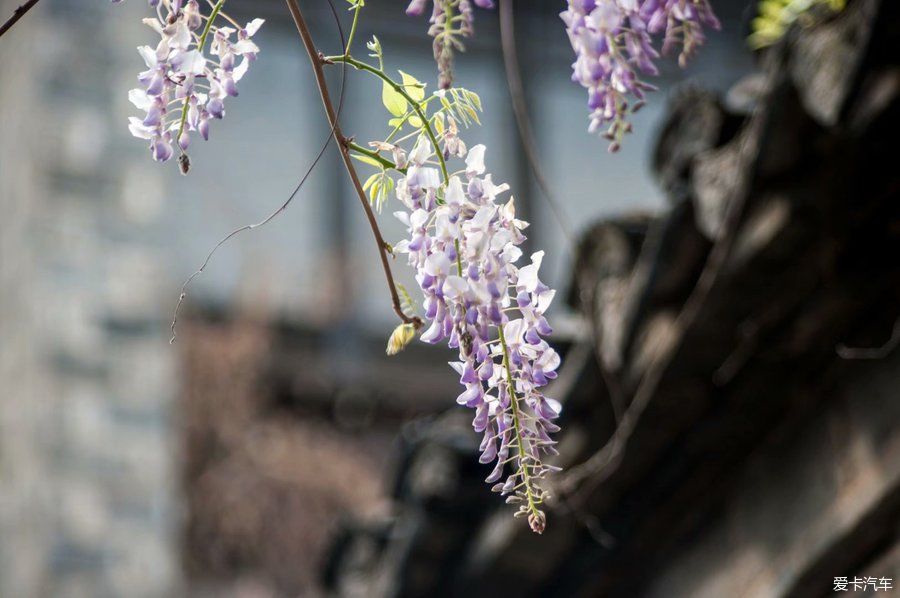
[392,135,561,534]
[120,0,263,171]
[561,0,719,151]
[0,0,728,535]
[406,0,494,88]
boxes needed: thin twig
[170,0,350,343]
[0,0,40,39]
[284,0,422,330]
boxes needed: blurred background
[2,0,898,597]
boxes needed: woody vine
[0,0,746,533]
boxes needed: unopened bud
[528,510,546,535]
[386,322,416,355]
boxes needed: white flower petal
[465,144,486,175]
[417,167,441,189]
[424,252,451,277]
[232,57,250,82]
[409,137,432,165]
[127,117,155,140]
[410,209,429,229]
[175,50,206,75]
[545,397,563,415]
[536,289,556,313]
[443,275,468,299]
[142,18,164,36]
[137,45,158,68]
[244,18,265,37]
[128,88,153,110]
[446,176,465,205]
[232,39,260,55]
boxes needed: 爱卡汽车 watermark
[834,577,893,592]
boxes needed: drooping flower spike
[103,0,568,531]
[392,134,561,533]
[406,0,495,89]
[561,0,719,151]
[119,0,263,170]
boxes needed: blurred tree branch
[284,0,422,330]
[0,0,41,39]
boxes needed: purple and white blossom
[561,0,719,150]
[406,0,494,88]
[393,136,561,533]
[123,0,263,168]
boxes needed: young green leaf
[362,172,380,192]
[398,70,426,102]
[382,81,408,118]
[352,152,385,168]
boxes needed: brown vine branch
[284,0,422,330]
[0,0,40,39]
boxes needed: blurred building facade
[0,2,181,596]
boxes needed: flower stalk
[174,0,225,156]
[498,324,546,534]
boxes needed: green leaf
[382,81,408,118]
[362,172,380,192]
[409,115,423,129]
[397,283,418,318]
[388,117,405,129]
[352,152,384,168]
[398,70,426,102]
[465,89,482,112]
[432,114,445,135]
[464,105,480,125]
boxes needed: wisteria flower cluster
[561,0,719,150]
[406,0,494,89]
[120,0,263,171]
[0,0,718,536]
[391,134,561,533]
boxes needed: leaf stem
[326,54,458,274]
[347,141,405,173]
[325,54,449,183]
[344,0,363,56]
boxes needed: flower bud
[386,323,416,355]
